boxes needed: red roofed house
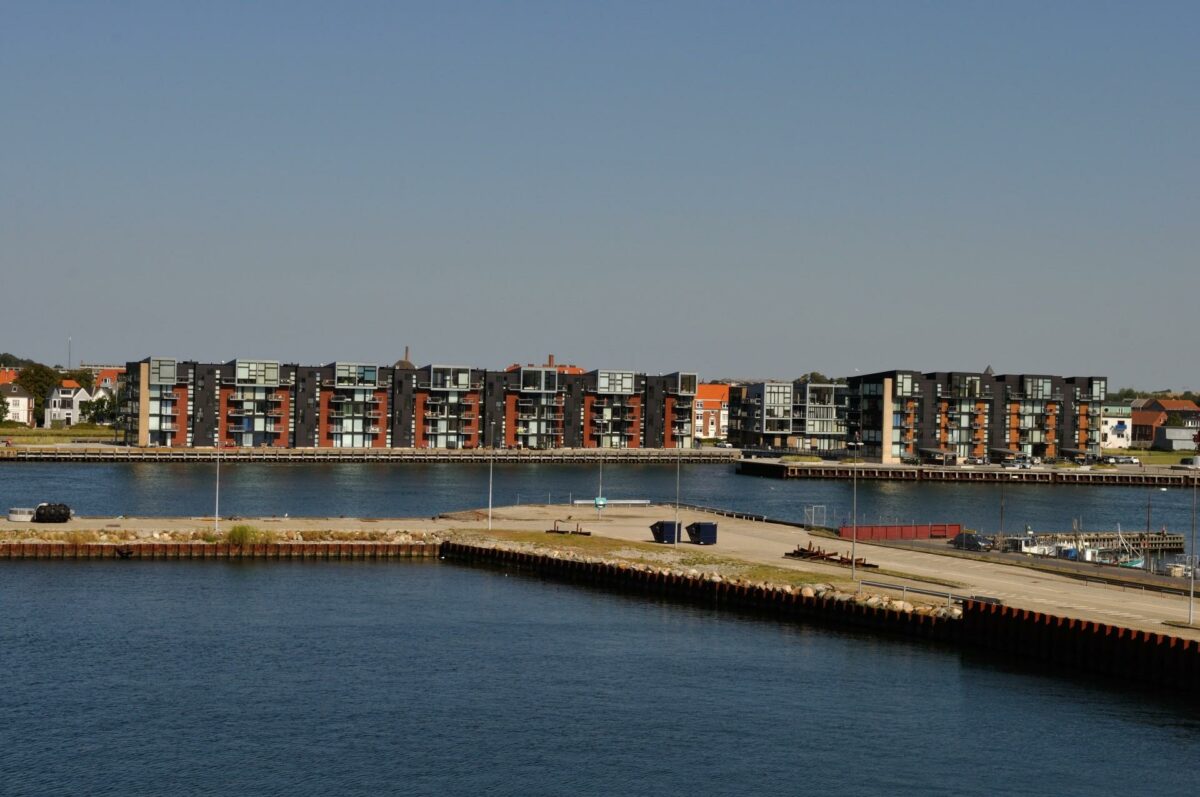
[1133,398,1200,450]
[694,383,730,442]
[93,367,125,392]
[0,368,19,385]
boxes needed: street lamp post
[1190,473,1197,625]
[214,434,221,537]
[487,420,494,531]
[850,432,861,580]
[674,441,681,546]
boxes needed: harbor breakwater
[5,538,1200,691]
[443,542,1200,692]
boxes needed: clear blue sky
[2,2,1196,389]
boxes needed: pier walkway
[738,458,1197,488]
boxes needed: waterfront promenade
[16,504,1200,642]
[0,445,737,464]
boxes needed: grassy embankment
[0,423,116,445]
[1101,449,1195,465]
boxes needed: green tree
[0,395,9,424]
[0,353,37,368]
[16,363,61,426]
[81,396,115,424]
[1166,412,1185,427]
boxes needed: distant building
[792,380,848,453]
[846,370,1106,463]
[1101,403,1133,449]
[643,373,698,449]
[693,383,729,442]
[44,379,93,427]
[0,368,19,385]
[570,369,647,449]
[1,383,34,426]
[726,379,847,452]
[121,354,701,449]
[1132,399,1200,450]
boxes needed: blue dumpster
[686,521,717,545]
[650,520,681,544]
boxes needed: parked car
[950,533,994,552]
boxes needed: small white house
[44,380,93,427]
[1101,403,1133,450]
[1,383,34,426]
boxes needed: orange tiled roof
[1131,409,1166,427]
[696,383,729,403]
[94,367,125,388]
[1151,399,1200,413]
[60,379,81,389]
[0,368,18,385]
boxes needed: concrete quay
[0,446,738,464]
[738,458,1196,487]
[6,504,1199,643]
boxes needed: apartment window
[236,361,280,386]
[520,368,557,393]
[597,370,635,395]
[1024,377,1052,399]
[335,363,378,387]
[150,358,177,385]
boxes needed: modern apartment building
[567,369,646,448]
[846,370,1107,463]
[483,365,566,450]
[728,379,847,451]
[729,381,794,448]
[121,355,698,450]
[643,372,697,449]
[213,360,295,448]
[397,365,484,449]
[294,362,392,448]
[125,357,192,447]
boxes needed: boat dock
[1008,530,1186,555]
[737,459,1197,488]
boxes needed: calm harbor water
[2,561,1199,797]
[1,462,1197,539]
